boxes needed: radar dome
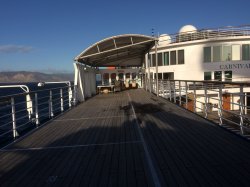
[158,34,171,46]
[179,25,197,34]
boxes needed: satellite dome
[158,34,171,46]
[179,25,197,34]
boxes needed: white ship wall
[147,37,250,81]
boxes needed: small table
[97,85,115,94]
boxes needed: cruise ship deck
[1,89,250,187]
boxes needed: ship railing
[159,25,250,44]
[0,84,76,146]
[148,79,250,136]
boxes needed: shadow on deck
[1,89,250,187]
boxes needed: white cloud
[0,45,33,54]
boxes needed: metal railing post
[35,93,40,126]
[179,80,182,106]
[160,80,164,97]
[204,83,208,118]
[218,84,223,125]
[11,97,18,138]
[153,79,156,94]
[73,85,77,106]
[239,85,244,134]
[163,80,167,98]
[169,80,172,101]
[173,81,176,103]
[185,81,188,109]
[193,81,197,113]
[60,88,64,112]
[49,90,54,118]
[152,79,155,94]
[245,93,247,115]
[68,86,72,109]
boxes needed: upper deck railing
[145,79,250,137]
[162,25,250,44]
[0,83,75,147]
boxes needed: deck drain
[46,176,58,183]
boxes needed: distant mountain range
[0,71,74,83]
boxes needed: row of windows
[204,44,250,62]
[204,71,232,81]
[148,50,185,67]
[102,72,137,80]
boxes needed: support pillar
[155,40,159,97]
[74,63,85,102]
[148,53,152,93]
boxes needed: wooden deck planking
[129,89,250,187]
[0,91,151,187]
[1,89,250,186]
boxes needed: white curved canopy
[75,34,157,67]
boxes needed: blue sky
[0,0,249,73]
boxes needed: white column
[74,63,85,102]
[145,54,148,90]
[84,71,91,98]
[109,73,111,85]
[147,53,152,93]
[155,39,159,97]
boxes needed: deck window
[214,71,222,81]
[158,73,163,79]
[224,71,232,81]
[118,73,124,80]
[103,73,109,84]
[170,51,176,65]
[204,47,211,62]
[125,73,130,79]
[204,72,212,80]
[158,53,163,66]
[213,46,222,62]
[242,44,250,60]
[132,72,136,80]
[178,50,184,64]
[163,52,169,65]
[232,45,240,61]
[152,54,156,67]
[222,46,232,61]
[96,74,102,85]
[111,73,116,83]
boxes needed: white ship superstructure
[144,25,250,113]
[146,24,250,82]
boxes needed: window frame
[204,72,212,80]
[177,49,185,64]
[242,44,250,60]
[170,51,176,65]
[204,46,212,62]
